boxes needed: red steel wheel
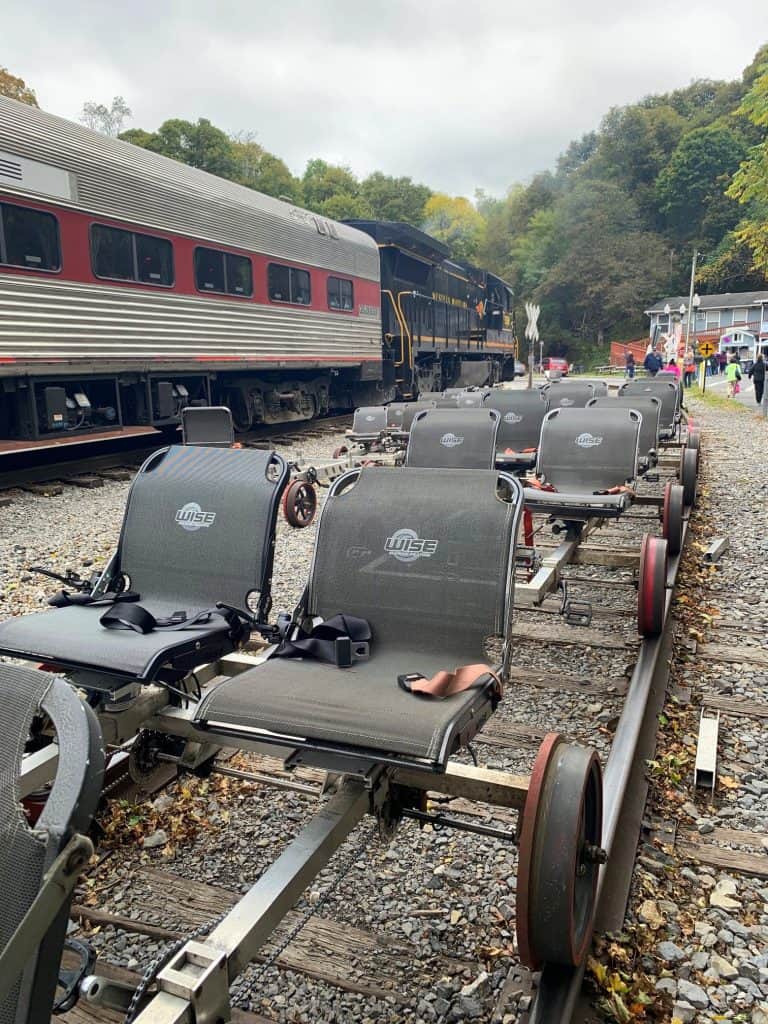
[637,534,668,637]
[516,733,604,969]
[662,481,684,557]
[679,447,698,507]
[282,480,317,529]
[332,445,349,460]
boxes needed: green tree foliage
[0,66,38,106]
[230,137,301,202]
[423,193,484,260]
[142,119,236,178]
[359,171,431,223]
[727,56,768,274]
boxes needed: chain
[233,827,371,1010]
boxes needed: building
[645,291,768,349]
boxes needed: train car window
[226,253,253,296]
[268,263,311,305]
[136,233,173,286]
[91,224,134,281]
[195,247,226,293]
[0,203,61,272]
[328,276,354,311]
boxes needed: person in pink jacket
[666,357,681,379]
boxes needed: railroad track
[50,438,697,1024]
[0,414,352,495]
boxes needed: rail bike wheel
[282,480,317,529]
[332,445,349,460]
[637,534,668,637]
[516,733,604,970]
[680,447,698,507]
[661,481,684,557]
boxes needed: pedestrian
[683,348,695,388]
[666,357,681,379]
[644,348,661,377]
[718,351,728,375]
[725,355,742,398]
[625,351,635,379]
[748,351,766,407]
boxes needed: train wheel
[637,534,668,637]
[680,448,698,506]
[282,480,317,529]
[686,428,701,465]
[661,482,684,557]
[516,733,604,969]
[332,446,349,460]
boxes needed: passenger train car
[0,95,515,439]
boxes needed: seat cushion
[0,605,234,683]
[196,649,496,767]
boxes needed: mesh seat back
[546,381,596,408]
[118,445,287,612]
[406,409,499,469]
[433,394,461,408]
[308,467,521,658]
[588,396,661,458]
[582,380,609,397]
[537,408,640,492]
[181,406,234,447]
[0,665,103,1024]
[351,406,387,434]
[619,380,678,429]
[483,389,549,451]
[400,401,437,432]
[455,391,485,408]
[386,403,408,429]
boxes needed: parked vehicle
[541,357,569,376]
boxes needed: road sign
[698,340,716,358]
[525,302,540,343]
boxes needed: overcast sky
[4,1,767,196]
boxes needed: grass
[687,382,764,417]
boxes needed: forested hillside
[3,45,768,361]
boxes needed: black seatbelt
[99,602,243,637]
[48,589,140,609]
[271,614,371,668]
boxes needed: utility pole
[525,303,540,390]
[685,247,700,351]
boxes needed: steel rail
[528,518,688,1023]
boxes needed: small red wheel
[661,481,684,557]
[332,446,349,460]
[282,480,317,529]
[637,534,668,637]
[679,447,698,506]
[516,734,604,969]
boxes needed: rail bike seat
[0,664,104,1024]
[346,406,388,443]
[587,395,661,471]
[523,407,641,520]
[395,400,438,436]
[195,467,523,771]
[405,408,499,469]
[483,389,549,471]
[619,379,679,437]
[181,406,235,447]
[581,379,609,397]
[0,445,289,689]
[545,381,596,408]
[455,390,487,408]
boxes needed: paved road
[697,371,766,413]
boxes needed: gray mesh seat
[587,396,661,468]
[0,664,104,1024]
[525,408,641,519]
[385,403,408,431]
[483,390,549,468]
[0,446,288,686]
[405,409,499,469]
[181,406,234,447]
[455,390,486,408]
[619,380,679,436]
[582,380,609,397]
[546,381,596,408]
[399,401,437,433]
[347,406,388,441]
[196,467,523,770]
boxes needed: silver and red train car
[0,95,516,439]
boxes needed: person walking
[725,355,742,398]
[625,352,635,379]
[644,348,661,377]
[666,357,681,379]
[748,352,766,407]
[683,348,695,388]
[718,351,728,375]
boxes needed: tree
[80,96,132,136]
[123,118,236,178]
[301,159,361,210]
[655,124,746,242]
[422,193,484,260]
[0,66,38,106]
[359,172,431,223]
[230,137,301,202]
[727,58,768,275]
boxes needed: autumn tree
[230,136,301,202]
[727,57,768,273]
[0,66,38,106]
[422,193,484,260]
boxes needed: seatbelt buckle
[334,636,370,668]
